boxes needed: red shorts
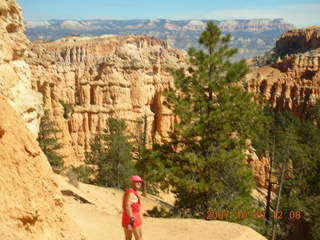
[122,212,142,229]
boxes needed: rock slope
[0,96,83,240]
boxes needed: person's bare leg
[133,226,143,240]
[123,228,133,240]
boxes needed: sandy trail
[57,175,267,240]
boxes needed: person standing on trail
[122,175,144,240]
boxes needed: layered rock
[28,35,188,165]
[247,27,320,116]
[0,0,42,136]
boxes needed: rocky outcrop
[275,26,320,55]
[0,96,84,240]
[28,35,188,165]
[247,27,320,116]
[0,0,42,136]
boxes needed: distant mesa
[24,18,295,60]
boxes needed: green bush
[59,101,73,119]
[145,206,173,218]
[67,165,93,187]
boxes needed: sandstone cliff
[247,27,320,116]
[28,35,188,165]
[0,0,42,136]
[0,1,84,239]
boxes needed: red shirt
[121,188,142,228]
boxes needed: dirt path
[58,176,267,240]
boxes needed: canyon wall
[29,34,273,189]
[247,27,320,117]
[28,35,188,165]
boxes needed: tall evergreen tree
[150,21,269,219]
[85,117,135,189]
[37,109,64,173]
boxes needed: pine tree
[150,21,269,219]
[277,116,320,240]
[37,109,64,173]
[85,117,135,189]
[254,109,320,239]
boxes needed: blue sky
[18,0,320,27]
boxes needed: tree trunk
[142,114,148,196]
[265,137,275,224]
[271,157,288,240]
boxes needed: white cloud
[203,4,320,27]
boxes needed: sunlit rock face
[28,35,188,165]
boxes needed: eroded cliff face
[247,27,320,117]
[275,26,320,55]
[28,35,188,165]
[0,0,42,136]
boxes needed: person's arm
[125,192,135,228]
[124,192,133,218]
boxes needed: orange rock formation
[28,35,188,165]
[247,27,320,116]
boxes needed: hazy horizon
[18,0,320,28]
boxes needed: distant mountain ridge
[25,19,295,60]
